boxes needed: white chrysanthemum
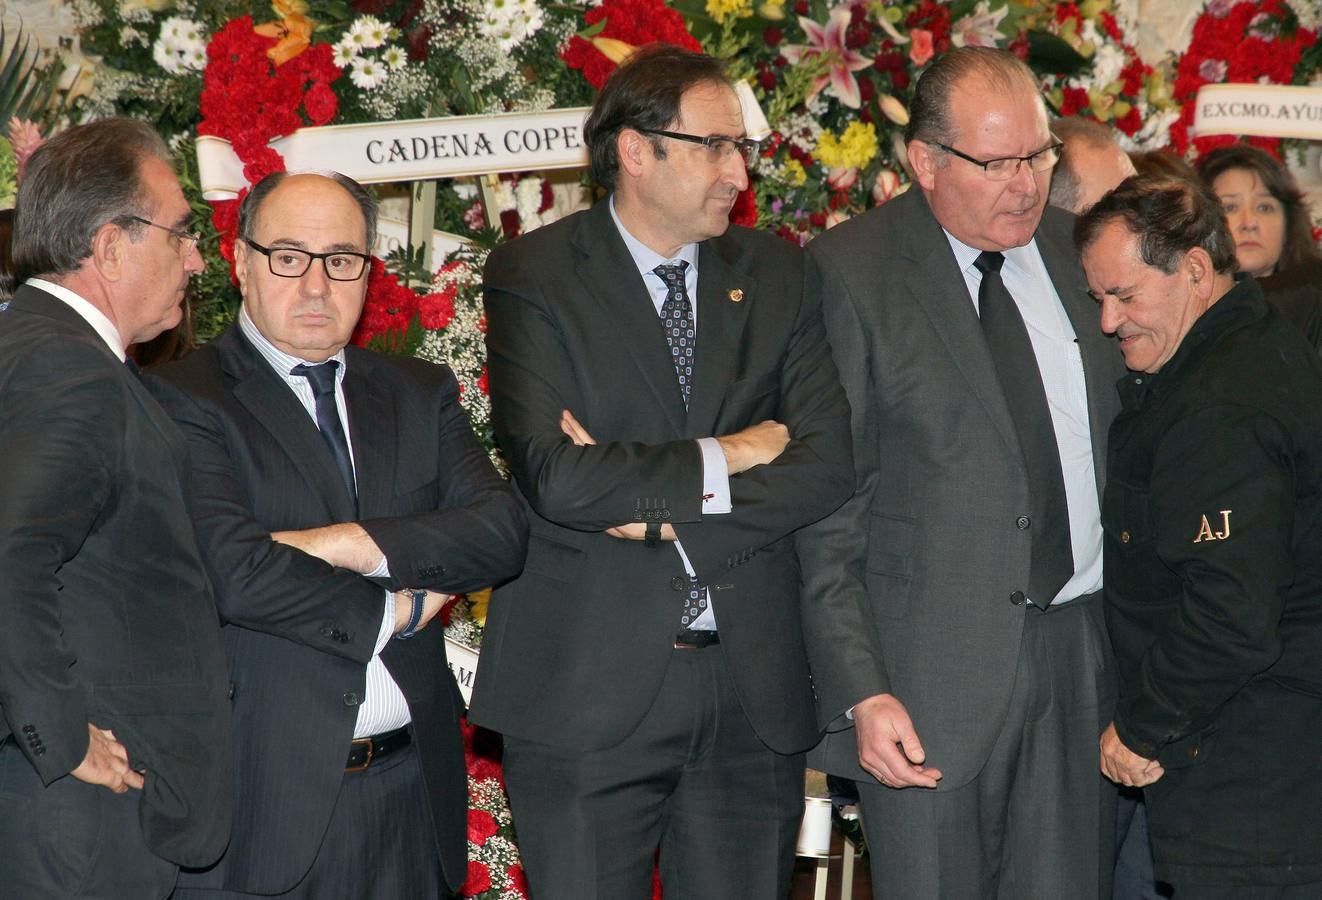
[332,39,359,66]
[152,16,209,75]
[350,56,389,90]
[120,26,148,47]
[515,177,545,231]
[351,15,390,50]
[382,45,408,70]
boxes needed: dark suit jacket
[800,188,1125,788]
[0,285,232,867]
[469,200,854,756]
[147,325,528,894]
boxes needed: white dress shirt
[945,232,1104,606]
[239,309,409,736]
[609,199,733,630]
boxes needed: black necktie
[290,361,357,508]
[974,251,1074,606]
[653,261,696,410]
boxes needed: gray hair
[1049,117,1126,213]
[905,47,1042,151]
[13,117,171,278]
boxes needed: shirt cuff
[697,438,732,514]
[366,557,391,579]
[375,592,396,654]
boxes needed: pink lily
[780,6,873,109]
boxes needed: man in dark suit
[800,47,1125,898]
[471,44,854,898]
[148,171,528,898]
[0,118,232,898]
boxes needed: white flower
[1090,43,1126,89]
[1286,0,1320,30]
[351,15,390,50]
[152,16,208,75]
[382,45,408,70]
[515,176,545,231]
[119,26,148,46]
[951,1,1008,49]
[350,56,389,90]
[332,39,359,66]
[478,0,546,52]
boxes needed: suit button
[1009,591,1026,606]
[670,577,685,591]
[1189,745,1199,760]
[21,725,34,735]
[320,625,335,638]
[228,682,238,700]
[343,692,361,706]
[33,747,45,756]
[1016,516,1030,530]
[660,509,670,519]
[1121,530,1130,544]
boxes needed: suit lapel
[899,191,1022,456]
[342,349,395,519]
[219,328,357,523]
[572,204,688,433]
[687,235,754,435]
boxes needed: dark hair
[1074,173,1238,276]
[584,43,732,190]
[1048,117,1125,213]
[904,46,1041,148]
[12,117,170,278]
[1196,143,1321,274]
[0,208,14,302]
[238,170,378,251]
[1129,149,1198,183]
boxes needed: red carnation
[419,288,456,330]
[508,864,529,893]
[478,367,490,395]
[1114,107,1142,136]
[462,861,492,895]
[303,81,339,126]
[561,0,702,89]
[729,188,758,228]
[467,809,500,844]
[1058,86,1090,117]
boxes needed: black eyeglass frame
[636,128,761,165]
[931,139,1065,180]
[124,215,202,252]
[243,238,372,282]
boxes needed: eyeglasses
[637,128,761,166]
[932,139,1064,181]
[243,239,371,282]
[125,215,202,253]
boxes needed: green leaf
[1025,31,1089,78]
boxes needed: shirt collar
[609,195,699,278]
[238,306,347,380]
[943,230,1039,277]
[26,277,126,360]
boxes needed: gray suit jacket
[800,187,1123,789]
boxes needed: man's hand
[716,421,790,475]
[1100,722,1164,787]
[272,522,385,575]
[70,725,143,793]
[854,693,943,789]
[392,589,452,635]
[560,410,680,542]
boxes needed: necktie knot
[653,261,689,285]
[291,360,340,397]
[974,250,1005,276]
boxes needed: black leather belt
[673,630,720,649]
[345,726,411,772]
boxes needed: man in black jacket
[0,117,232,899]
[1078,174,1322,896]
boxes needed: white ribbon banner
[445,637,480,707]
[196,107,592,200]
[1192,83,1322,140]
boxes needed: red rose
[461,861,492,895]
[763,27,783,46]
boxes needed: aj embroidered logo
[1193,509,1232,543]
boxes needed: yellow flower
[707,0,754,25]
[590,36,637,64]
[467,588,491,627]
[814,121,879,171]
[783,159,808,186]
[759,0,786,20]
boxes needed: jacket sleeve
[794,247,892,730]
[1114,403,1296,757]
[0,346,117,780]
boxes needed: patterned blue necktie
[653,261,695,410]
[652,261,708,629]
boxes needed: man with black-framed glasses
[801,46,1125,899]
[474,43,852,898]
[146,170,528,899]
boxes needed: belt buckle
[345,736,374,773]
